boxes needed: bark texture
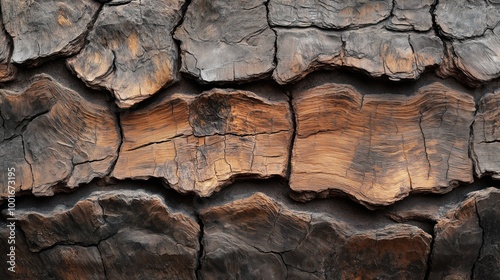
[112,88,292,196]
[0,0,500,279]
[291,83,475,206]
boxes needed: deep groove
[195,209,205,280]
[424,223,436,280]
[106,110,124,177]
[286,92,296,181]
[264,0,279,75]
[471,198,485,279]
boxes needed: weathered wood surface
[430,188,500,279]
[472,93,500,179]
[291,83,476,206]
[11,188,200,279]
[66,0,185,108]
[174,0,275,83]
[273,27,443,84]
[112,88,292,196]
[268,0,393,29]
[199,192,431,279]
[435,1,500,84]
[0,0,100,65]
[386,0,434,31]
[0,75,120,198]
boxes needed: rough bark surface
[291,82,475,206]
[473,93,500,179]
[174,0,275,83]
[386,0,434,31]
[268,0,393,29]
[273,27,443,84]
[1,0,500,279]
[66,0,185,108]
[1,187,199,279]
[0,0,100,65]
[430,188,500,279]
[0,75,120,198]
[200,192,431,280]
[112,88,292,196]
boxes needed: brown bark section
[0,0,100,65]
[291,82,476,206]
[200,192,431,279]
[8,188,199,279]
[472,93,500,179]
[66,0,186,108]
[0,75,120,197]
[112,88,292,196]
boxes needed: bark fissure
[471,198,485,280]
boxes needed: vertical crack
[107,110,124,177]
[286,92,296,181]
[20,134,34,191]
[424,222,436,280]
[419,113,431,179]
[172,0,192,76]
[96,244,109,279]
[264,0,278,72]
[471,198,485,279]
[469,104,479,177]
[195,211,205,280]
[430,0,441,38]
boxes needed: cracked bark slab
[291,83,475,206]
[0,75,120,198]
[112,88,292,196]
[386,0,434,31]
[268,0,393,29]
[66,0,185,108]
[0,0,100,65]
[273,27,443,84]
[6,188,199,279]
[0,17,15,82]
[472,93,500,179]
[173,0,275,83]
[434,0,500,40]
[444,27,500,85]
[200,192,431,279]
[430,187,500,279]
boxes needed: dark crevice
[286,92,296,181]
[96,245,109,280]
[195,210,204,280]
[469,102,480,178]
[418,113,432,179]
[471,198,485,280]
[430,0,441,38]
[264,0,278,75]
[171,0,192,81]
[106,110,123,176]
[424,223,436,280]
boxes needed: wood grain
[472,93,500,179]
[66,0,185,108]
[0,75,120,198]
[112,88,292,196]
[291,82,476,206]
[1,0,100,65]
